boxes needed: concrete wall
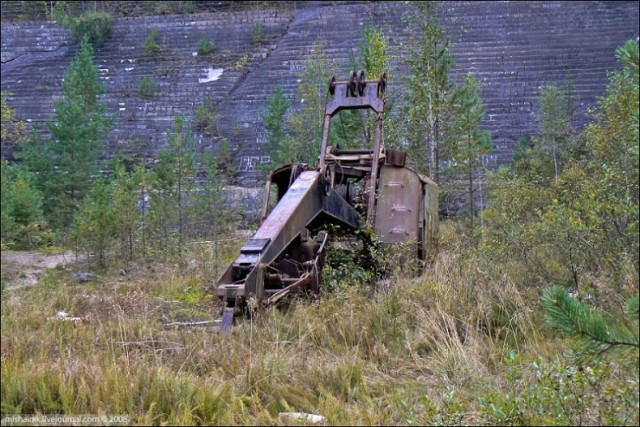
[2,1,638,185]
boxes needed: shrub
[71,12,112,48]
[143,27,163,56]
[139,76,156,98]
[252,22,263,44]
[196,37,216,56]
[193,96,219,135]
[53,9,112,48]
[235,54,248,70]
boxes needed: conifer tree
[19,37,110,232]
[403,1,459,182]
[71,177,115,267]
[151,115,196,257]
[261,85,294,170]
[111,160,140,265]
[193,150,229,269]
[450,74,492,230]
[1,162,47,248]
[289,40,337,163]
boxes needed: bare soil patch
[1,250,79,289]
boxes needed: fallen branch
[163,320,219,328]
[117,340,184,353]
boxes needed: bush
[252,22,263,44]
[54,9,112,48]
[139,76,156,98]
[71,12,112,48]
[1,161,51,248]
[142,27,163,56]
[196,37,216,56]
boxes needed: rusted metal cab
[375,160,439,261]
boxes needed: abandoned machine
[214,71,438,329]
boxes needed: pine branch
[541,286,639,356]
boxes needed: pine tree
[152,115,196,258]
[1,161,48,248]
[289,40,337,163]
[450,74,492,230]
[193,150,229,270]
[260,85,295,170]
[538,82,575,182]
[71,177,115,267]
[19,37,110,232]
[402,2,459,182]
[111,160,140,266]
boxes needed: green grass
[1,229,638,425]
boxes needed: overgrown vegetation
[138,76,156,98]
[193,96,220,136]
[15,38,111,233]
[1,1,638,422]
[142,27,165,56]
[52,4,113,48]
[252,22,263,45]
[196,37,216,56]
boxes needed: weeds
[1,225,638,425]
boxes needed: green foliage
[18,38,110,232]
[616,39,639,72]
[110,160,141,266]
[214,137,235,179]
[196,37,216,56]
[191,149,230,248]
[448,74,492,229]
[234,54,248,70]
[142,27,164,56]
[1,91,26,156]
[482,40,639,292]
[289,40,337,163]
[0,161,50,248]
[193,96,219,135]
[53,6,112,48]
[324,238,376,293]
[260,85,294,172]
[359,24,389,80]
[71,178,116,267]
[138,76,156,98]
[542,286,639,358]
[402,2,459,181]
[356,24,397,149]
[537,81,576,181]
[252,22,263,44]
[479,356,639,425]
[150,115,197,258]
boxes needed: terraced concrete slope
[1,1,638,185]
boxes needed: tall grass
[1,229,638,425]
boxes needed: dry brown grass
[1,229,637,425]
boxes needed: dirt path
[1,250,78,289]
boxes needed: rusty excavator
[214,71,438,330]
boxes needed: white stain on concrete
[199,68,224,83]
